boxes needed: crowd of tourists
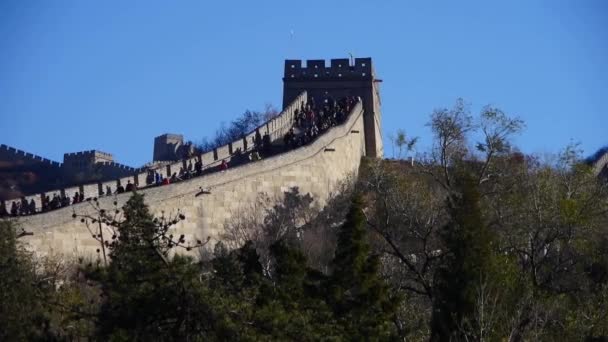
[0,191,84,217]
[0,181,139,218]
[0,93,357,218]
[284,94,357,149]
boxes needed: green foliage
[0,220,53,341]
[430,173,524,341]
[328,194,400,340]
[87,193,215,340]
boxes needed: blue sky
[1,1,606,166]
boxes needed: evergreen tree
[328,194,400,340]
[248,239,339,341]
[430,173,501,341]
[0,220,54,341]
[90,193,213,340]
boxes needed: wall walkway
[16,101,366,260]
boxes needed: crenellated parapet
[63,150,113,160]
[284,58,373,80]
[0,144,62,168]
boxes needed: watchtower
[282,57,383,158]
[63,150,114,172]
[153,134,184,162]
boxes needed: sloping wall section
[17,101,366,259]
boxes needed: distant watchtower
[153,134,185,162]
[283,58,383,158]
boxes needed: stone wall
[15,100,366,260]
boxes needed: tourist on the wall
[29,198,36,213]
[146,171,154,185]
[195,158,203,175]
[73,192,80,204]
[262,133,272,155]
[0,201,8,217]
[50,194,60,210]
[79,192,84,202]
[254,131,263,151]
[61,194,70,207]
[10,201,18,216]
[220,159,228,172]
[125,180,134,192]
[42,195,50,211]
[20,197,29,215]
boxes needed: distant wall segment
[1,91,307,206]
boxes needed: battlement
[64,150,113,161]
[284,58,374,80]
[156,133,183,141]
[98,161,138,172]
[0,144,62,167]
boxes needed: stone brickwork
[16,101,366,260]
[593,150,608,181]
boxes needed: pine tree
[246,239,339,341]
[328,194,400,340]
[430,173,499,341]
[91,193,208,340]
[0,220,54,340]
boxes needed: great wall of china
[4,58,384,259]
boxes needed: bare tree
[220,187,317,274]
[72,195,210,266]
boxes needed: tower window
[362,63,366,67]
[362,73,366,76]
[291,65,295,69]
[338,73,342,77]
[314,74,318,78]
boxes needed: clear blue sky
[1,1,606,166]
